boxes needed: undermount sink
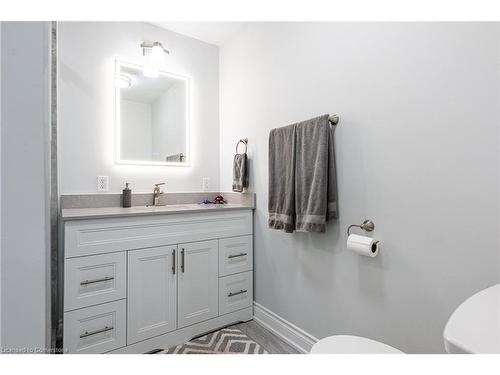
[145,204,191,209]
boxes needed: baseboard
[253,302,318,354]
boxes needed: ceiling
[151,22,248,46]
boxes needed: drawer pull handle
[228,253,247,259]
[79,325,114,338]
[80,276,114,286]
[228,289,248,297]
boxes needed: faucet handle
[154,182,165,194]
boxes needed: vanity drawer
[64,210,252,258]
[219,235,253,277]
[64,252,126,311]
[219,271,253,315]
[63,299,126,354]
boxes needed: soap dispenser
[122,183,132,208]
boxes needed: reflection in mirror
[115,61,189,166]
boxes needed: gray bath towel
[232,153,249,192]
[326,123,338,221]
[268,124,296,233]
[268,114,338,233]
[295,114,337,233]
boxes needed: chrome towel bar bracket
[347,219,375,236]
[328,114,339,126]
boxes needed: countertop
[61,203,254,221]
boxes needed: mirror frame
[114,60,190,167]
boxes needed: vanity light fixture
[141,41,170,78]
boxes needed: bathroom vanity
[60,203,254,353]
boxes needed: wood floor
[231,320,301,354]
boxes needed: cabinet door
[127,245,177,345]
[178,240,219,328]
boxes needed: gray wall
[219,22,500,353]
[1,22,51,351]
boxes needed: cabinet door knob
[172,249,176,274]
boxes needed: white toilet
[310,335,404,354]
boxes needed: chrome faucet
[152,183,165,206]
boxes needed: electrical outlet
[97,176,109,192]
[202,177,210,192]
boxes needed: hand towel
[268,124,296,233]
[232,153,249,192]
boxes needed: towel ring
[235,138,248,154]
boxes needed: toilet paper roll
[347,234,379,257]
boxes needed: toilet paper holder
[347,219,375,236]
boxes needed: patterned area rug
[162,327,267,354]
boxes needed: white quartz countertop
[61,203,254,221]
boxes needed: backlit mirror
[115,60,189,166]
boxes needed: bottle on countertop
[122,182,132,208]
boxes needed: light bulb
[150,44,164,68]
[143,43,164,78]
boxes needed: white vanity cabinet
[62,208,253,354]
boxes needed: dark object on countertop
[122,182,132,208]
[214,195,226,203]
[202,195,226,205]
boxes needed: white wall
[220,22,500,353]
[1,21,51,351]
[58,22,219,193]
[121,100,153,161]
